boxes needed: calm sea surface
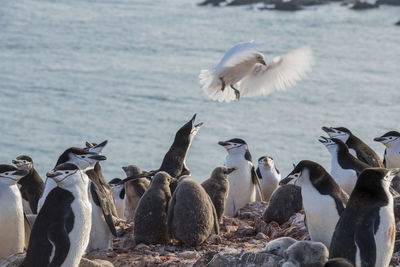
[1,0,399,182]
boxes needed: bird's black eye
[389,137,393,139]
[5,173,8,175]
[81,156,86,159]
[65,171,69,174]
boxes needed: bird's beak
[88,155,107,161]
[279,176,294,185]
[318,136,329,144]
[218,141,229,146]
[227,167,237,174]
[12,159,21,165]
[321,126,334,133]
[13,169,29,176]
[47,170,62,178]
[87,140,108,154]
[373,137,386,142]
[260,58,266,65]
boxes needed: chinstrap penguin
[12,155,44,214]
[0,165,28,260]
[218,138,263,216]
[374,131,400,168]
[284,160,349,249]
[322,126,383,167]
[329,168,398,267]
[21,163,94,267]
[168,175,219,246]
[134,172,172,245]
[121,164,151,222]
[256,156,281,202]
[84,141,119,252]
[319,136,370,195]
[109,178,125,219]
[201,166,236,223]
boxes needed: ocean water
[0,0,399,182]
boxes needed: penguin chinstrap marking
[168,175,219,247]
[319,136,370,195]
[256,156,281,202]
[12,155,44,215]
[38,144,107,212]
[134,172,172,245]
[157,114,203,192]
[84,140,119,252]
[121,165,151,222]
[374,131,400,168]
[201,166,236,223]
[329,168,398,267]
[284,160,348,249]
[21,163,93,267]
[322,126,384,168]
[0,165,28,260]
[218,138,264,216]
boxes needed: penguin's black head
[218,138,249,156]
[353,168,399,200]
[0,164,29,185]
[374,131,400,148]
[281,160,327,186]
[258,156,275,169]
[47,163,80,184]
[319,137,348,154]
[322,126,351,143]
[56,147,107,170]
[173,114,203,147]
[12,155,34,171]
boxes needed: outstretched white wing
[238,47,313,98]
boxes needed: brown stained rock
[79,258,114,267]
[0,253,25,267]
[196,251,283,267]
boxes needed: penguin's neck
[61,172,90,200]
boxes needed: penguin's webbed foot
[219,77,226,91]
[230,85,240,101]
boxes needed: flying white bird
[199,41,313,102]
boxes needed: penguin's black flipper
[47,222,70,266]
[167,192,177,239]
[383,149,387,167]
[90,182,118,237]
[354,215,377,267]
[256,167,262,180]
[251,165,264,202]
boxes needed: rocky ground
[2,201,400,266]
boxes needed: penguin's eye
[5,173,8,175]
[81,156,86,159]
[389,137,393,139]
[65,171,69,174]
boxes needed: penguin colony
[0,113,398,267]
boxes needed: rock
[79,258,114,267]
[256,232,268,240]
[227,0,265,5]
[198,0,226,5]
[274,1,304,10]
[324,258,354,266]
[396,20,400,26]
[263,184,302,225]
[283,241,329,266]
[394,196,400,221]
[264,237,297,257]
[237,225,256,236]
[376,0,400,5]
[350,1,379,9]
[135,243,150,250]
[391,251,400,266]
[177,251,200,259]
[194,251,283,267]
[207,234,222,244]
[0,253,25,267]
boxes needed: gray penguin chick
[283,241,329,267]
[201,166,236,223]
[134,171,172,245]
[264,237,297,257]
[168,175,219,246]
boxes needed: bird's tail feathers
[199,69,236,103]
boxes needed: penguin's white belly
[302,183,339,249]
[330,168,357,195]
[112,189,125,219]
[224,157,255,216]
[38,178,57,212]
[349,148,357,158]
[386,148,400,168]
[62,197,92,267]
[374,205,395,267]
[0,185,24,259]
[258,170,280,202]
[87,199,112,251]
